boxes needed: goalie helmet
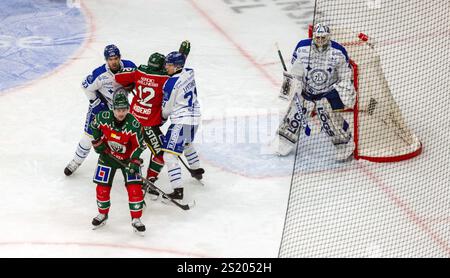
[147,52,166,71]
[312,23,331,49]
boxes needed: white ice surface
[0,0,448,258]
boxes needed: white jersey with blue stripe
[81,59,136,107]
[290,39,353,95]
[162,68,201,125]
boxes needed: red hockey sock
[96,184,111,215]
[147,154,164,179]
[127,184,144,218]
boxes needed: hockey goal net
[307,26,422,162]
[279,0,450,258]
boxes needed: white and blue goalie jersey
[290,38,355,103]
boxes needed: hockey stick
[178,156,205,185]
[276,43,288,72]
[106,153,194,210]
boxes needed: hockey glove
[89,97,108,115]
[92,138,109,154]
[126,158,143,175]
[179,40,190,57]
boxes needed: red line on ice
[359,164,450,256]
[0,241,209,258]
[188,0,280,88]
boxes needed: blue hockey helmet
[104,44,121,59]
[165,51,185,68]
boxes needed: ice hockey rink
[0,0,448,258]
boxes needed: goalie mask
[312,23,331,50]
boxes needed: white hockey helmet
[312,23,331,48]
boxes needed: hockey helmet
[165,51,186,68]
[104,44,121,59]
[148,52,166,71]
[112,90,129,110]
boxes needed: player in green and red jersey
[90,91,147,235]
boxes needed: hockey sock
[127,184,144,218]
[184,145,200,169]
[147,154,164,179]
[164,152,182,190]
[74,134,92,164]
[96,184,111,214]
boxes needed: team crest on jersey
[309,69,329,88]
[108,141,126,153]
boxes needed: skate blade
[147,194,160,201]
[195,178,205,186]
[133,228,145,236]
[161,198,196,209]
[92,221,107,230]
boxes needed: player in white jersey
[64,45,137,176]
[161,51,202,200]
[274,23,356,161]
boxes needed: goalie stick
[106,153,195,210]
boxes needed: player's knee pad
[163,151,179,167]
[96,184,111,199]
[127,184,143,200]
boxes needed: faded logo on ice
[0,0,87,92]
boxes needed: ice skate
[64,159,81,176]
[92,213,108,230]
[131,218,146,236]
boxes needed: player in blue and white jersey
[160,51,203,200]
[64,44,137,176]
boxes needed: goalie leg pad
[316,99,355,160]
[277,95,313,143]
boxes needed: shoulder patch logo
[132,119,140,129]
[101,111,110,118]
